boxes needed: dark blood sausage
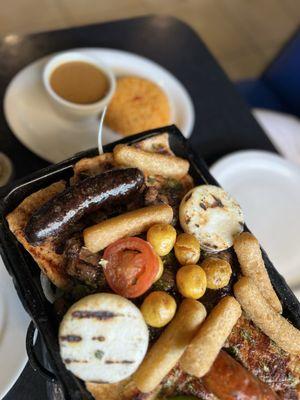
[203,350,280,400]
[25,168,144,246]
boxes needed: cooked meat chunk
[160,179,186,207]
[144,186,161,205]
[144,175,193,224]
[226,315,300,399]
[65,237,106,287]
[159,365,217,399]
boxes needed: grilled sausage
[25,168,144,245]
[203,350,280,400]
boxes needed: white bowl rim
[43,51,116,111]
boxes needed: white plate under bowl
[0,257,30,398]
[210,150,300,289]
[4,48,195,163]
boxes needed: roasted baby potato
[147,223,177,256]
[174,233,200,265]
[141,291,177,328]
[201,257,232,290]
[176,265,207,299]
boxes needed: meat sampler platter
[0,125,300,400]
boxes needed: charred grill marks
[185,193,192,202]
[211,195,224,208]
[199,196,224,212]
[200,202,207,210]
[92,336,106,342]
[64,358,88,364]
[72,310,123,320]
[60,335,82,342]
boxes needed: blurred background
[1,0,299,81]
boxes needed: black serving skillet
[0,125,299,400]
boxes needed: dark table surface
[1,14,276,400]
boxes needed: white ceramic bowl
[43,51,116,119]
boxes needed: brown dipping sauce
[50,61,109,104]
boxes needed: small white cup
[43,51,116,119]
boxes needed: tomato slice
[103,237,159,298]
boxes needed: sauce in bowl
[50,61,109,105]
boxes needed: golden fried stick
[133,299,207,393]
[84,204,173,253]
[234,232,282,313]
[234,277,300,355]
[180,296,241,377]
[113,144,189,179]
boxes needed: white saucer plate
[0,257,30,398]
[210,150,300,291]
[4,48,195,163]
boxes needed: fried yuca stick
[234,276,300,355]
[180,296,241,378]
[133,299,207,393]
[84,204,173,253]
[234,232,282,313]
[113,144,190,179]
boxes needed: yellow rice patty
[106,76,171,136]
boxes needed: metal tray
[0,125,299,400]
